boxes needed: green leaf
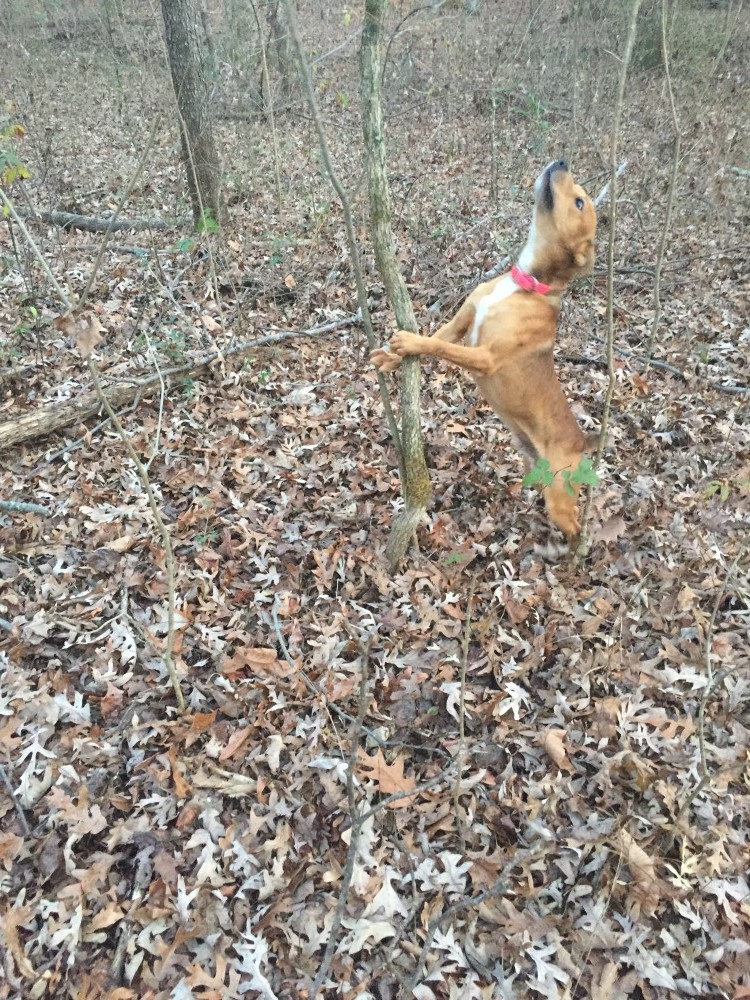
[196,212,219,233]
[522,458,554,488]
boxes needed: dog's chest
[468,275,518,346]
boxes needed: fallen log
[0,316,359,451]
[17,209,175,232]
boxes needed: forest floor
[1,13,750,1000]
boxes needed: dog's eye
[575,197,584,210]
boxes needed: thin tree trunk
[360,0,430,568]
[161,0,222,228]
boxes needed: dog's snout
[555,159,569,172]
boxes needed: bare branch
[576,0,644,558]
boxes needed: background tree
[161,0,222,228]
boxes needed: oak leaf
[357,749,417,808]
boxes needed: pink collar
[511,264,552,295]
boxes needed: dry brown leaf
[591,515,627,545]
[538,728,574,772]
[505,596,530,624]
[106,534,136,552]
[617,829,660,916]
[201,313,221,332]
[189,711,218,731]
[0,832,24,871]
[591,960,620,1000]
[55,312,105,357]
[357,749,417,808]
[221,647,292,678]
[219,725,252,761]
[90,902,125,931]
[100,683,125,719]
[168,746,191,798]
[635,712,696,740]
[2,904,36,978]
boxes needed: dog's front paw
[390,330,423,357]
[370,346,403,373]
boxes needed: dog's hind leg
[541,446,584,544]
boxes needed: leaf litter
[1,11,750,1000]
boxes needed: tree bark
[360,0,430,568]
[161,0,222,228]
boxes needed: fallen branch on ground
[0,500,52,516]
[15,209,176,232]
[0,315,360,451]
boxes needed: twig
[356,770,453,825]
[29,396,141,475]
[697,547,744,778]
[576,0,644,558]
[78,117,161,309]
[86,358,184,712]
[728,166,750,178]
[643,1,680,363]
[0,500,51,516]
[0,190,71,304]
[452,576,477,853]
[588,331,750,395]
[404,845,547,993]
[668,546,745,839]
[0,762,32,837]
[1,316,362,452]
[309,648,371,1000]
[268,598,387,745]
[593,160,629,208]
[479,253,512,282]
[282,0,404,478]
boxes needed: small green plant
[196,212,219,234]
[522,458,554,489]
[195,528,219,544]
[257,367,272,385]
[14,303,38,336]
[0,117,30,193]
[510,93,551,131]
[443,551,470,566]
[132,328,187,365]
[562,458,601,497]
[703,477,750,503]
[704,479,731,502]
[522,457,601,496]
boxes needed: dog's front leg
[370,303,475,373]
[384,330,496,376]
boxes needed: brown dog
[371,160,597,544]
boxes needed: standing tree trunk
[161,0,222,228]
[267,0,297,103]
[360,0,430,567]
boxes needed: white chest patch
[468,275,518,346]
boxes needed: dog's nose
[556,159,569,171]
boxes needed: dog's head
[532,160,596,279]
